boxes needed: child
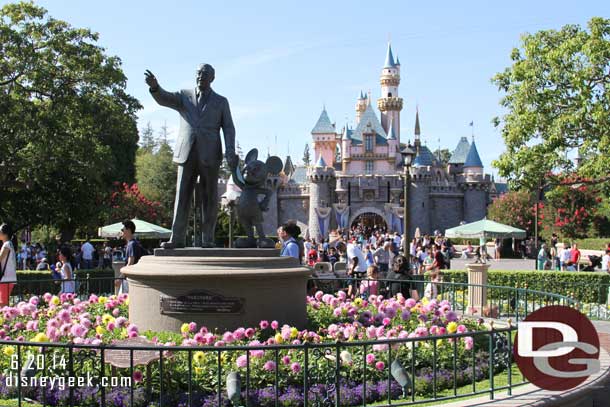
[359,265,379,299]
[424,270,441,300]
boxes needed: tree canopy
[0,2,141,239]
[492,17,610,191]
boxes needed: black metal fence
[0,275,586,406]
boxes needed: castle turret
[448,136,470,174]
[311,107,338,168]
[355,91,367,124]
[463,139,484,178]
[307,157,335,241]
[387,118,397,159]
[461,139,488,222]
[341,124,352,172]
[377,43,403,143]
[414,107,421,148]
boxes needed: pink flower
[236,355,248,368]
[405,298,417,308]
[188,322,197,333]
[70,324,87,338]
[290,362,301,373]
[60,323,71,336]
[366,353,376,365]
[244,328,255,338]
[282,355,291,365]
[194,333,205,344]
[29,297,40,306]
[115,317,127,327]
[314,291,324,301]
[127,324,138,335]
[128,331,138,338]
[263,360,276,372]
[259,320,269,330]
[133,370,143,382]
[464,336,473,350]
[107,322,116,331]
[112,308,120,317]
[270,321,279,330]
[382,317,391,326]
[234,328,246,340]
[375,361,385,371]
[457,324,467,334]
[214,341,226,347]
[223,332,236,343]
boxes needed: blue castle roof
[449,137,471,164]
[384,43,397,68]
[413,145,438,167]
[311,108,336,134]
[464,140,483,168]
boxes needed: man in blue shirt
[279,223,300,260]
[115,220,143,293]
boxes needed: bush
[13,269,115,298]
[440,269,610,303]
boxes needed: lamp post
[401,143,416,271]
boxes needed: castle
[223,43,504,240]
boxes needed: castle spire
[384,42,397,68]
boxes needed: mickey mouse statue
[232,148,283,248]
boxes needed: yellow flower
[447,322,458,334]
[274,333,284,344]
[0,317,4,325]
[3,346,15,356]
[422,297,429,305]
[102,314,115,325]
[124,298,129,306]
[98,296,108,304]
[32,333,49,343]
[290,327,298,339]
[353,298,363,307]
[121,328,128,338]
[194,367,203,374]
[193,351,205,365]
[50,296,60,306]
[181,323,190,334]
[96,326,106,335]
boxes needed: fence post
[466,263,490,315]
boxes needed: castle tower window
[365,135,374,152]
[388,92,392,97]
[365,160,374,174]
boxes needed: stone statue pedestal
[122,248,312,333]
[466,263,490,315]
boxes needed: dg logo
[513,305,600,391]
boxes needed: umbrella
[98,219,172,239]
[444,218,526,240]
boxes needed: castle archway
[349,207,389,230]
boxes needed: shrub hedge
[440,269,610,304]
[13,269,115,298]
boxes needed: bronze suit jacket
[150,87,235,166]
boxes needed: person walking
[568,242,581,271]
[0,224,17,307]
[558,242,571,271]
[58,246,75,294]
[80,239,95,270]
[537,244,549,270]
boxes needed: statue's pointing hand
[145,70,159,90]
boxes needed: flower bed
[0,291,509,406]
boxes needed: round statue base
[122,248,312,333]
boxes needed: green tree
[135,139,176,227]
[0,2,141,240]
[433,148,451,166]
[140,121,157,152]
[303,144,311,166]
[492,17,610,191]
[487,191,536,236]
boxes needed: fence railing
[0,275,590,406]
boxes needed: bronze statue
[145,64,238,248]
[232,149,282,248]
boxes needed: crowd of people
[0,220,145,306]
[277,221,458,300]
[536,235,610,272]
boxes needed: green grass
[0,400,42,407]
[368,366,525,406]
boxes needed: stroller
[581,255,602,271]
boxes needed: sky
[7,0,609,177]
